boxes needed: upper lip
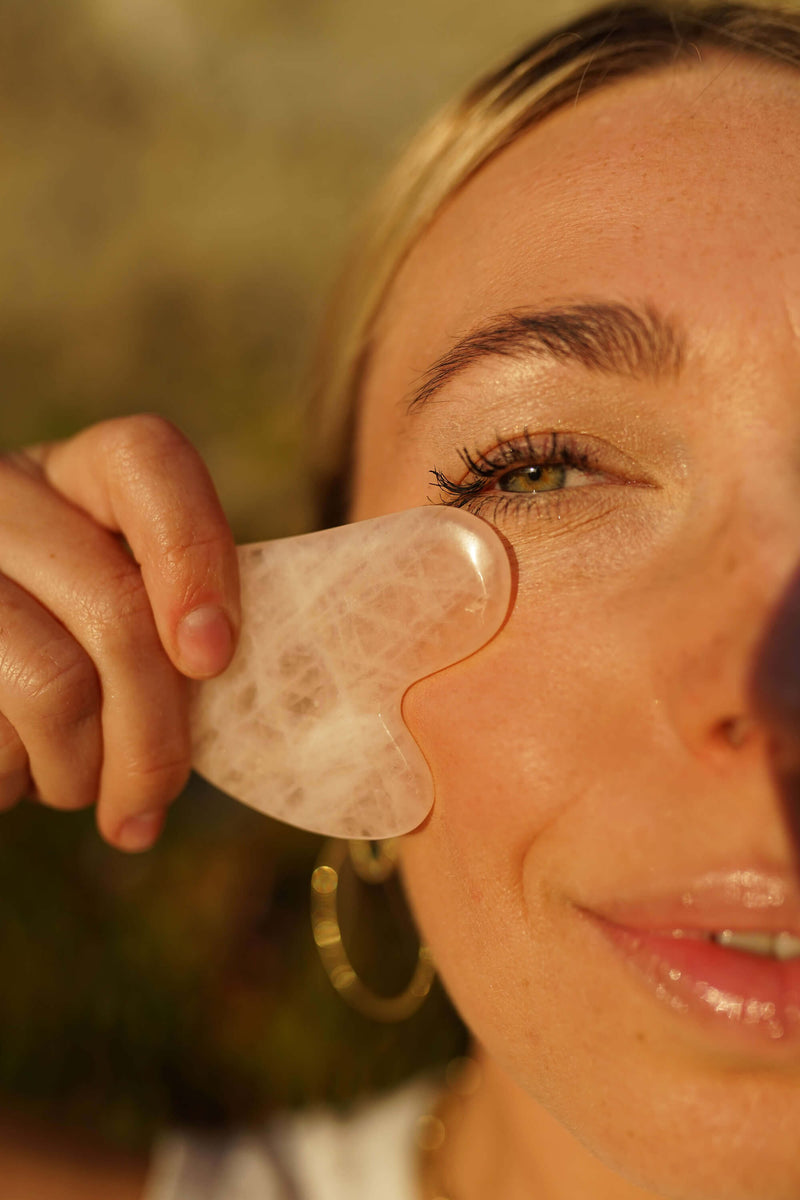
[578,867,800,937]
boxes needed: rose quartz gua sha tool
[190,506,511,839]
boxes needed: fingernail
[176,604,234,678]
[116,809,166,853]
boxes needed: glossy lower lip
[585,912,800,1048]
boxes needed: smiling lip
[579,868,800,1047]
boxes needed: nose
[752,565,800,754]
[657,509,800,859]
[751,564,800,850]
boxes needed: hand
[0,415,240,851]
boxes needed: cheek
[397,591,649,1037]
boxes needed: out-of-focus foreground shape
[190,507,512,838]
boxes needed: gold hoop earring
[310,838,436,1022]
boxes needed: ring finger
[0,571,102,811]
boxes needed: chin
[594,1107,800,1200]
[496,1012,800,1200]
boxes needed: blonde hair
[309,0,800,524]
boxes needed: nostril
[718,715,756,748]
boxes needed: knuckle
[122,744,191,807]
[95,560,152,626]
[101,414,190,475]
[158,529,231,587]
[81,562,159,654]
[17,638,99,725]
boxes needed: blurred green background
[0,0,585,1152]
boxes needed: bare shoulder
[0,1112,148,1200]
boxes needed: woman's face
[351,51,800,1199]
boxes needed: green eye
[499,464,568,493]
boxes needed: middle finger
[0,461,191,847]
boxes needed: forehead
[370,52,800,383]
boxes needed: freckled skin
[352,53,800,1200]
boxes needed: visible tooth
[713,930,776,956]
[774,932,800,961]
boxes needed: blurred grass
[0,0,584,1149]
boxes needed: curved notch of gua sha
[189,506,511,839]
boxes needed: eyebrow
[406,300,686,411]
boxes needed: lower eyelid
[446,490,584,523]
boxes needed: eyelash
[431,430,605,519]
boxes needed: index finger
[28,415,240,680]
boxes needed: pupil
[501,463,563,494]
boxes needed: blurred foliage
[0,785,466,1149]
[0,0,582,1153]
[0,0,585,540]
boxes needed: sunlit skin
[350,51,800,1200]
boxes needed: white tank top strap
[142,1076,439,1200]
